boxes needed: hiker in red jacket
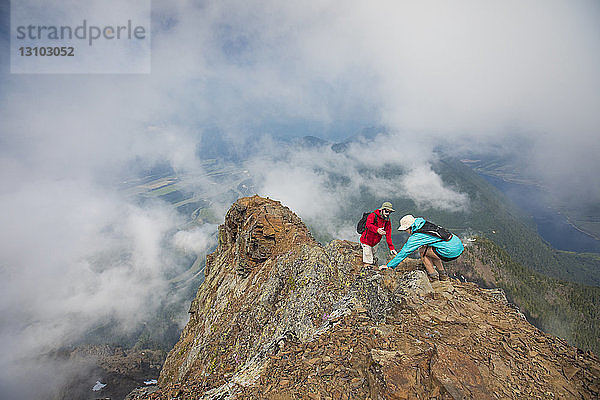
[360,202,397,267]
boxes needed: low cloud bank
[248,133,469,240]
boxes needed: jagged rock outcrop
[129,196,600,399]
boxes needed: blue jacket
[387,217,464,269]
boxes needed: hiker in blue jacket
[381,214,464,281]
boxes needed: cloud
[247,135,469,241]
[0,180,180,351]
[1,0,599,395]
[152,0,599,200]
[0,176,200,397]
[173,225,216,255]
[399,165,468,212]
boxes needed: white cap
[398,214,415,231]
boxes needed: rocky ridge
[128,195,600,399]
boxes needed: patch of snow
[144,379,158,385]
[92,381,106,391]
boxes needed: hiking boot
[438,270,449,281]
[427,271,439,282]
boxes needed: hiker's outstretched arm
[385,220,394,251]
[387,235,423,268]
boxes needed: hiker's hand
[377,228,386,235]
[390,249,397,256]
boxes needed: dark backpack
[413,221,452,241]
[357,211,378,234]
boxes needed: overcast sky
[1,0,599,397]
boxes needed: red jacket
[360,209,395,250]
